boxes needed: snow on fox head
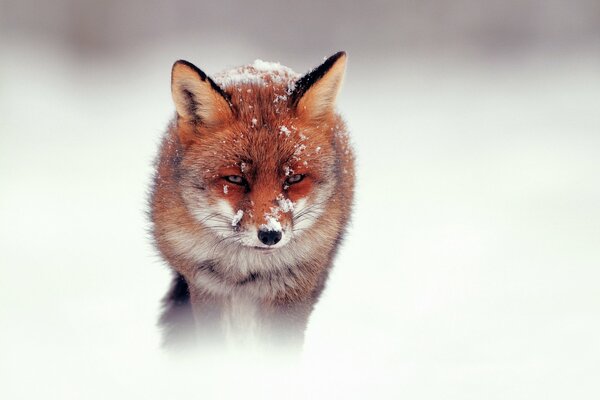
[169,52,348,259]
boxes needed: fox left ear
[290,51,347,121]
[171,60,233,127]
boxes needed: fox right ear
[171,60,233,126]
[290,51,347,121]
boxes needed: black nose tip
[258,229,282,246]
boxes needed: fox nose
[257,229,282,246]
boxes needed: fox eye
[286,174,304,185]
[225,175,246,186]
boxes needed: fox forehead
[184,102,332,179]
[194,130,330,178]
[214,60,299,120]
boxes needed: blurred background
[1,1,599,399]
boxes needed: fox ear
[290,51,347,121]
[171,60,233,126]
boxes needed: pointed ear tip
[171,59,207,81]
[329,51,348,73]
[332,51,347,62]
[172,59,191,71]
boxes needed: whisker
[293,200,328,220]
[207,233,243,258]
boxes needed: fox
[149,51,355,348]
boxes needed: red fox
[149,51,355,348]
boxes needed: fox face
[152,52,354,303]
[177,118,337,252]
[167,53,349,265]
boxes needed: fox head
[168,52,348,255]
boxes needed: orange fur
[150,53,355,347]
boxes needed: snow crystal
[231,210,244,226]
[260,215,282,232]
[286,80,297,95]
[293,144,306,156]
[315,146,321,153]
[252,59,295,75]
[280,126,291,136]
[277,194,295,212]
[214,59,299,88]
[273,94,287,103]
[251,118,258,127]
[216,68,265,86]
[223,185,229,194]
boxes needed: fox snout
[245,208,290,248]
[204,196,293,249]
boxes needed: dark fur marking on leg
[159,273,195,348]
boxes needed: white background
[1,2,600,398]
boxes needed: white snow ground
[1,41,599,399]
